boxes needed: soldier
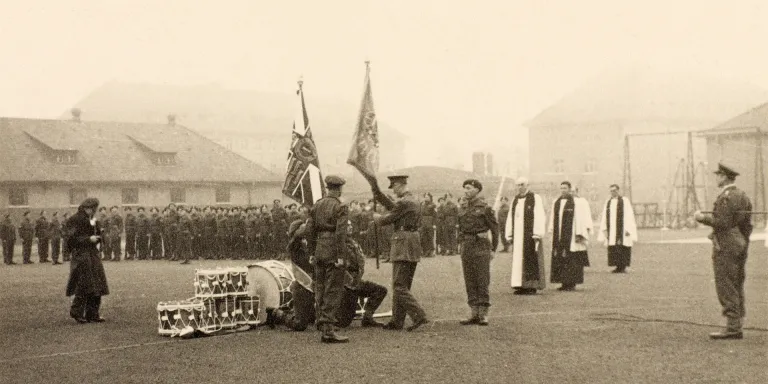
[695,163,752,340]
[50,212,63,265]
[231,207,246,260]
[202,207,218,259]
[271,200,289,259]
[191,208,204,260]
[35,210,50,263]
[215,208,228,260]
[419,193,437,257]
[497,197,510,253]
[306,175,351,343]
[148,207,163,259]
[367,174,430,331]
[123,207,137,260]
[19,211,34,264]
[1,213,16,265]
[266,218,315,331]
[61,212,71,262]
[457,179,499,326]
[177,208,193,264]
[135,207,149,260]
[443,194,459,255]
[106,206,123,261]
[435,197,447,255]
[335,220,388,329]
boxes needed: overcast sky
[2,1,768,166]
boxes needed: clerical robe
[597,196,638,268]
[548,196,591,285]
[505,192,546,289]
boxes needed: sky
[2,0,768,166]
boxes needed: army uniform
[497,199,510,252]
[267,219,316,331]
[124,209,137,260]
[419,200,437,257]
[35,213,50,263]
[458,180,499,325]
[696,164,753,339]
[443,200,459,255]
[203,211,218,259]
[307,175,350,343]
[177,212,193,264]
[148,211,163,259]
[96,211,109,259]
[191,211,204,260]
[232,212,247,260]
[135,209,149,260]
[336,236,387,328]
[49,214,63,264]
[215,213,228,260]
[371,175,429,331]
[1,215,16,264]
[19,214,34,264]
[106,211,123,261]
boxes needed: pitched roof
[525,67,768,129]
[699,101,768,136]
[0,117,281,183]
[68,81,406,140]
[343,166,505,194]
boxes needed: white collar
[719,184,736,195]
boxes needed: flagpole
[364,60,380,270]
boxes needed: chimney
[167,114,176,126]
[70,108,82,122]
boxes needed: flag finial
[298,75,304,88]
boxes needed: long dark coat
[65,209,109,297]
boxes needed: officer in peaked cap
[387,175,408,189]
[695,161,752,340]
[714,163,740,179]
[309,173,350,343]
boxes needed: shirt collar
[720,184,736,195]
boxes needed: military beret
[463,179,483,192]
[287,219,305,239]
[325,175,346,187]
[124,206,132,211]
[387,175,408,189]
[137,206,145,212]
[80,197,100,210]
[714,163,739,178]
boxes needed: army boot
[477,306,489,326]
[320,324,349,343]
[709,317,743,340]
[360,314,385,328]
[459,306,479,325]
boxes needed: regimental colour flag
[347,63,379,178]
[282,81,325,205]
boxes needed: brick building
[0,111,281,219]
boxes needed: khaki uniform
[458,196,498,317]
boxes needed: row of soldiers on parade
[0,201,307,265]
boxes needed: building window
[215,187,231,203]
[55,152,76,164]
[585,159,596,173]
[554,159,565,173]
[122,188,139,205]
[170,188,186,204]
[69,188,87,206]
[154,153,176,165]
[9,188,28,206]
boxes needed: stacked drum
[157,265,273,337]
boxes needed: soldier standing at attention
[61,212,71,262]
[1,213,16,265]
[35,211,50,263]
[19,211,34,264]
[107,206,123,261]
[50,212,63,265]
[367,175,430,332]
[458,179,498,326]
[306,175,351,343]
[148,207,163,259]
[135,207,149,260]
[695,163,752,340]
[123,207,136,260]
[497,197,510,253]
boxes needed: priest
[548,181,591,291]
[505,177,546,295]
[597,184,638,273]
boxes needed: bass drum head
[247,265,281,323]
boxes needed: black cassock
[65,210,109,298]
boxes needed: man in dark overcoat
[65,198,109,323]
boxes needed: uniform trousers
[2,239,14,264]
[314,259,345,326]
[460,236,491,307]
[51,238,61,262]
[336,281,388,328]
[391,261,427,327]
[713,248,748,323]
[124,231,136,259]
